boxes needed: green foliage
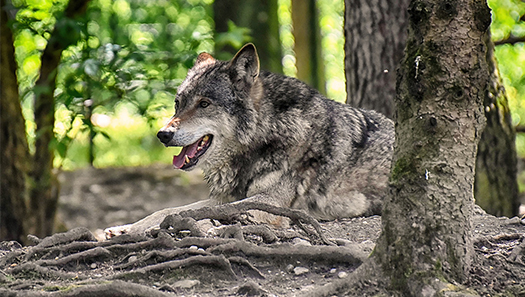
[215,20,252,56]
[488,0,525,155]
[10,0,525,170]
[13,0,213,169]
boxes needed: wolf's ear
[229,43,260,90]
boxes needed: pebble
[128,255,138,263]
[329,268,337,274]
[338,271,348,279]
[294,266,309,275]
[285,264,295,272]
[189,245,198,250]
[173,279,200,289]
[90,263,97,269]
[292,238,311,246]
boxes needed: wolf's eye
[199,100,210,108]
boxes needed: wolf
[105,43,394,238]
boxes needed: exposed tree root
[168,201,333,245]
[2,201,369,296]
[207,239,367,264]
[4,280,176,297]
[36,247,111,267]
[4,212,525,296]
[10,262,87,280]
[110,255,237,281]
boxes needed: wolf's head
[157,43,262,171]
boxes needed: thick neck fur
[202,70,376,204]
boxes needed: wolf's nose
[157,130,174,144]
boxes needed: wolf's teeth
[203,135,209,142]
[185,155,190,164]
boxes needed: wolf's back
[242,71,395,219]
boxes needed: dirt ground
[2,165,525,296]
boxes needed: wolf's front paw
[104,224,132,239]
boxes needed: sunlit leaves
[215,20,252,50]
[488,0,525,41]
[489,0,525,143]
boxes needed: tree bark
[1,0,30,243]
[291,0,325,94]
[344,0,519,218]
[474,36,518,218]
[343,0,409,119]
[373,0,490,294]
[213,0,282,74]
[29,0,91,237]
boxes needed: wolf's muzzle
[157,131,174,145]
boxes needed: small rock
[189,245,198,251]
[338,271,348,279]
[292,238,311,246]
[172,279,200,289]
[508,216,521,225]
[128,255,138,263]
[285,264,295,272]
[89,184,102,194]
[329,268,337,274]
[90,263,97,269]
[293,267,309,276]
[236,281,266,296]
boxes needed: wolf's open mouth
[173,135,213,170]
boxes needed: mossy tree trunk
[474,37,518,218]
[291,0,325,94]
[373,0,490,294]
[343,0,409,119]
[213,0,282,74]
[1,0,30,243]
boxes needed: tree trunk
[29,0,91,237]
[291,0,325,94]
[213,0,282,74]
[344,0,519,218]
[474,36,518,218]
[1,0,30,243]
[343,0,409,119]
[373,0,490,294]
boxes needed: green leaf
[83,59,99,77]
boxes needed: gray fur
[104,44,394,237]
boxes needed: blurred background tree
[1,0,524,241]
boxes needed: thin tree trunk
[474,36,518,218]
[213,0,282,74]
[344,0,409,119]
[373,0,490,294]
[291,0,325,94]
[1,0,30,243]
[29,0,91,237]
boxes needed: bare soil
[2,165,525,296]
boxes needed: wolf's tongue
[172,141,199,169]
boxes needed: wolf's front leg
[104,199,216,239]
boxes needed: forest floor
[2,165,525,296]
